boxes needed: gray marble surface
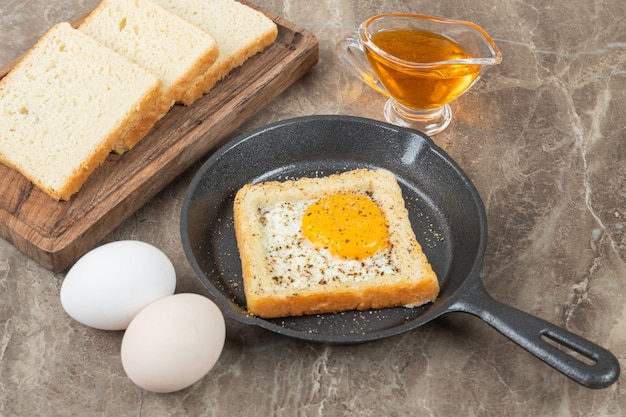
[1,0,625,416]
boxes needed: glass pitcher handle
[335,32,390,98]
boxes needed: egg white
[259,200,398,290]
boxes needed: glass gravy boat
[337,14,502,135]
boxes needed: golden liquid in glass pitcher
[365,29,481,110]
[336,14,502,134]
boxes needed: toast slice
[79,0,219,152]
[153,0,278,105]
[0,22,161,201]
[233,168,440,318]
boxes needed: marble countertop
[1,0,625,416]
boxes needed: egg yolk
[302,193,390,260]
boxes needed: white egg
[120,293,226,393]
[60,240,176,330]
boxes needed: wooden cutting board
[0,2,319,272]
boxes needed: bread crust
[166,46,219,107]
[112,89,169,154]
[233,168,440,318]
[181,26,278,105]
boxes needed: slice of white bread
[79,0,219,153]
[233,168,440,319]
[153,0,278,105]
[0,22,161,201]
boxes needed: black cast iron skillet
[181,115,620,389]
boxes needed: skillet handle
[448,276,620,389]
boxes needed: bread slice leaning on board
[79,0,219,153]
[0,22,162,201]
[0,0,278,201]
[233,168,440,319]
